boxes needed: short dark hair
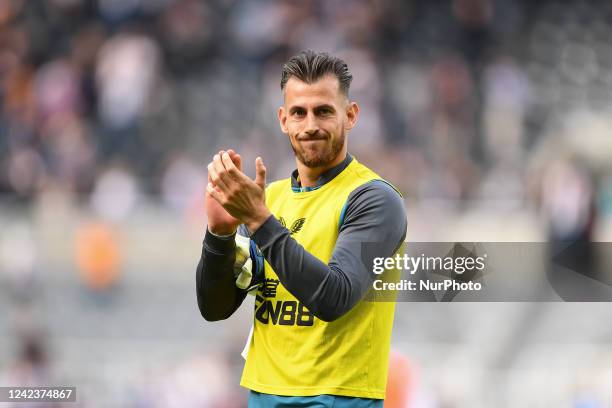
[280,50,353,96]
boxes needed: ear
[278,106,288,134]
[345,101,359,131]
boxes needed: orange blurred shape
[75,222,120,291]
[385,350,413,408]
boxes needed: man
[196,50,407,407]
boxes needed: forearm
[251,217,366,322]
[196,230,246,321]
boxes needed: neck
[296,152,346,188]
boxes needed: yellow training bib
[240,158,400,399]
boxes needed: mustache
[297,132,328,141]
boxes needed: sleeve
[250,180,407,322]
[196,225,254,321]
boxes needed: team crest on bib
[278,217,306,235]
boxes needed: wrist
[204,229,235,253]
[245,207,271,235]
[208,225,238,236]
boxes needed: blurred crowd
[0,0,611,224]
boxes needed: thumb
[255,157,266,189]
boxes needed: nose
[304,112,319,136]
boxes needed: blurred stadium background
[2,0,612,406]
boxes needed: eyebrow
[288,104,336,114]
[289,106,305,114]
[314,104,335,112]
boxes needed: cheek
[287,122,304,139]
[286,127,300,142]
[324,118,343,134]
[286,120,301,134]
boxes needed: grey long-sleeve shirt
[196,154,407,322]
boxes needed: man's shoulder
[348,179,404,211]
[347,159,401,197]
[340,178,407,242]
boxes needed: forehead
[283,75,343,106]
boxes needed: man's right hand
[205,149,242,236]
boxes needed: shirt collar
[290,153,353,192]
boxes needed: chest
[268,193,344,261]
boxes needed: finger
[207,162,229,191]
[255,157,266,189]
[232,153,243,171]
[225,149,243,171]
[207,182,225,205]
[213,153,234,187]
[221,152,243,179]
[235,154,242,171]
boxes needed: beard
[290,129,346,168]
